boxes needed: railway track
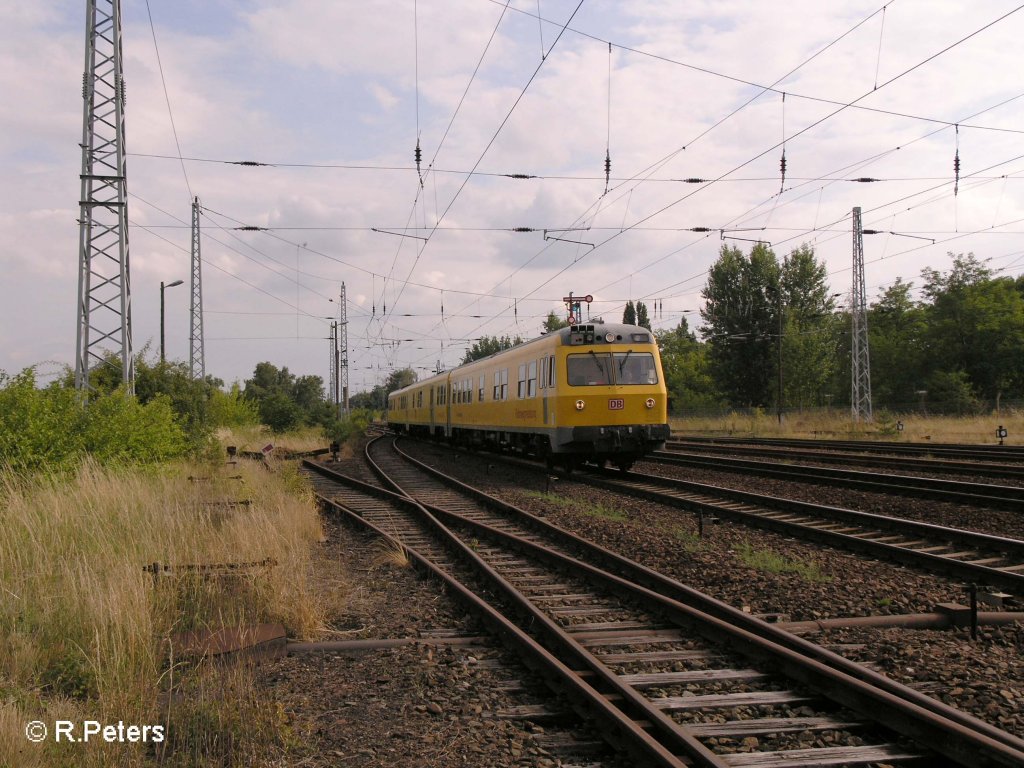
[647,450,1024,511]
[302,436,1024,767]
[579,465,1024,596]
[664,439,1024,482]
[671,436,1024,464]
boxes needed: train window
[567,353,612,386]
[517,365,526,398]
[500,369,509,400]
[527,360,537,397]
[479,375,485,402]
[548,355,556,387]
[614,352,658,385]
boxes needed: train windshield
[567,352,658,385]
[614,352,658,384]
[567,353,612,386]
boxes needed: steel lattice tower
[329,321,338,410]
[189,197,206,379]
[75,0,133,394]
[851,206,873,422]
[340,282,349,415]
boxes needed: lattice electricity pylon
[328,321,338,409]
[189,197,206,380]
[75,0,133,395]
[339,282,349,415]
[851,206,873,422]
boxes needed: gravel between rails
[399,439,1024,740]
[641,458,1024,540]
[258,456,625,767]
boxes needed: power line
[143,0,192,201]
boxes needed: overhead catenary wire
[124,3,1024,386]
[143,0,192,202]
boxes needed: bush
[208,386,260,428]
[0,368,190,474]
[323,409,372,447]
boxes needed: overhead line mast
[75,0,133,395]
[189,197,206,380]
[851,206,873,422]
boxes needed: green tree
[243,362,337,429]
[923,369,982,415]
[461,335,522,364]
[778,244,841,410]
[259,391,304,433]
[866,279,929,408]
[385,367,418,394]
[700,243,779,407]
[636,301,651,331]
[920,254,1024,401]
[622,300,637,326]
[656,319,721,413]
[542,311,569,333]
[350,384,387,411]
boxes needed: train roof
[387,321,656,399]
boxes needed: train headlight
[575,399,586,411]
[645,398,656,409]
[605,332,615,342]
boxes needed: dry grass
[371,538,411,570]
[673,409,1024,445]
[218,425,327,455]
[0,454,327,767]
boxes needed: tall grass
[673,409,1024,444]
[0,456,326,767]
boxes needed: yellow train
[387,321,669,470]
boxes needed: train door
[429,386,435,434]
[541,353,556,425]
[445,380,452,438]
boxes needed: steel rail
[307,442,1024,767]
[580,467,1024,594]
[672,435,1024,462]
[648,449,1024,510]
[379,439,1024,757]
[308,468,693,767]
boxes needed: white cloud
[2,0,1023,389]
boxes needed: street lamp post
[160,279,184,363]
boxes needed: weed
[524,490,627,522]
[735,543,830,583]
[582,503,628,522]
[671,526,703,552]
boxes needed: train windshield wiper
[588,349,605,376]
[618,349,632,373]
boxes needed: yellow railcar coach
[387,321,669,470]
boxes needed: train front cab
[550,323,670,469]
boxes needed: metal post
[189,197,206,380]
[160,279,183,363]
[851,207,873,422]
[76,0,134,395]
[777,259,784,424]
[968,584,978,640]
[160,282,165,364]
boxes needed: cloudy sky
[3,0,1023,393]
